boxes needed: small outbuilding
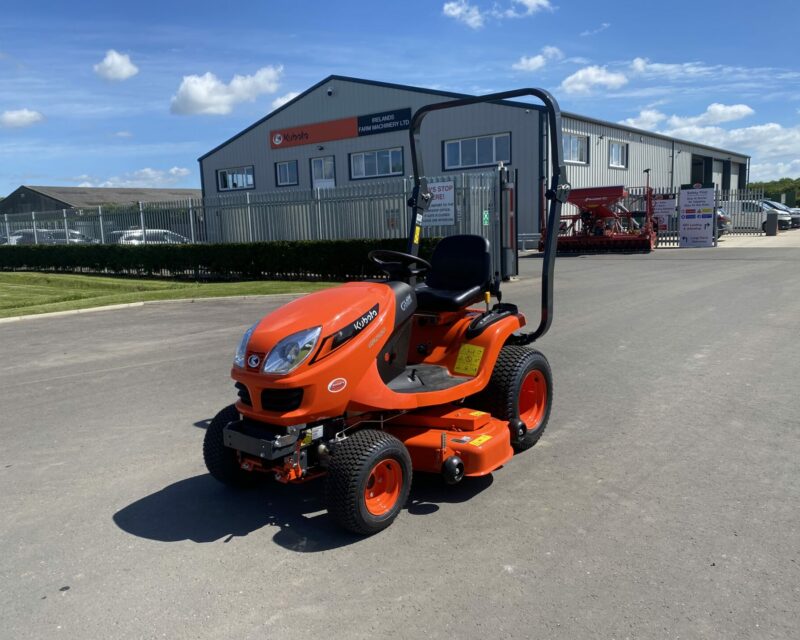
[0,186,202,216]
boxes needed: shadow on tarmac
[113,472,493,552]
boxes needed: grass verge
[0,272,333,318]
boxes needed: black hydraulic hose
[406,88,569,342]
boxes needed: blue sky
[1,0,798,195]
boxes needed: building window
[350,147,404,179]
[275,160,298,187]
[443,133,511,170]
[311,156,336,189]
[217,165,255,191]
[609,141,628,169]
[563,134,589,164]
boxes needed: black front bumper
[223,419,301,461]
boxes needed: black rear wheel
[469,346,553,452]
[203,404,260,488]
[325,429,412,535]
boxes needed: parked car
[716,207,732,237]
[118,229,190,245]
[48,229,99,244]
[762,200,800,229]
[6,229,57,245]
[732,201,792,231]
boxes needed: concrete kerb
[0,293,302,324]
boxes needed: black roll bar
[405,88,569,343]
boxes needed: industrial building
[199,75,750,238]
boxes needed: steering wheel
[368,249,432,280]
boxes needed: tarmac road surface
[1,245,798,639]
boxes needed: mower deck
[388,406,514,477]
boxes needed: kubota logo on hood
[327,378,347,393]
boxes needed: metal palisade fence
[1,173,496,247]
[621,186,766,247]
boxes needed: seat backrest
[425,234,491,291]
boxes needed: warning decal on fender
[453,344,484,376]
[469,434,492,447]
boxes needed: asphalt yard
[2,242,799,639]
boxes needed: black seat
[415,235,491,312]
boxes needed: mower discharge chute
[203,88,568,535]
[538,184,656,254]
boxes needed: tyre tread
[325,429,411,535]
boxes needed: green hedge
[0,239,439,281]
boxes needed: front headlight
[263,326,322,375]
[233,324,257,368]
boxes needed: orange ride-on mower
[203,88,570,535]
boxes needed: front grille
[235,382,252,406]
[261,388,304,412]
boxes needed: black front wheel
[325,429,412,535]
[203,405,260,488]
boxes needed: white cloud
[93,50,139,81]
[580,22,610,36]
[502,0,552,17]
[443,1,484,29]
[541,45,563,60]
[271,91,300,110]
[749,159,800,182]
[619,109,667,130]
[667,103,754,127]
[619,103,800,180]
[76,166,193,188]
[170,65,283,115]
[560,65,628,94]
[1,108,44,128]
[512,45,563,72]
[630,57,713,79]
[621,103,755,131]
[444,0,551,27]
[663,122,800,160]
[113,130,133,138]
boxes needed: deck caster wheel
[442,455,465,485]
[469,346,553,452]
[203,405,260,488]
[325,429,412,535]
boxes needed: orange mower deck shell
[387,405,514,476]
[232,282,526,424]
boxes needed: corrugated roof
[23,186,202,207]
[197,74,750,163]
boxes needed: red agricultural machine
[538,184,656,253]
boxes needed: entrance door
[311,156,335,190]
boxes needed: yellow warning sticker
[469,434,492,447]
[469,410,487,417]
[413,226,421,244]
[301,431,313,446]
[453,344,485,376]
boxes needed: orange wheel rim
[364,459,402,516]
[519,370,547,429]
